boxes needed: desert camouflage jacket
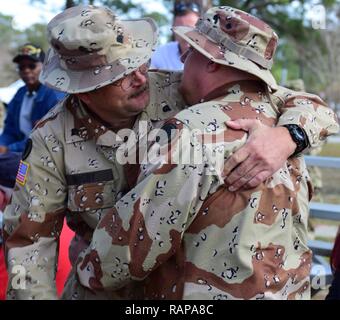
[74,80,338,300]
[3,70,185,300]
[3,74,339,299]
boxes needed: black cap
[13,43,45,63]
[174,1,201,16]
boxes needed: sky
[1,0,64,30]
[1,1,326,31]
[1,0,167,30]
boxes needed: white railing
[305,155,340,292]
[305,155,340,169]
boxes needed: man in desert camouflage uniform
[3,5,339,300]
[2,5,185,300]
[74,7,339,300]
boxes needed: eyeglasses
[180,46,194,63]
[174,2,200,15]
[112,61,150,91]
[17,63,38,72]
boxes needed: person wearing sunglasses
[0,44,65,190]
[0,43,64,155]
[151,1,202,70]
[0,43,64,208]
[0,43,65,299]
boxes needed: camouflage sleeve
[75,120,222,291]
[271,87,339,148]
[3,129,67,300]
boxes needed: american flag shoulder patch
[16,160,30,186]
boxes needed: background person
[0,43,65,300]
[151,0,201,70]
[0,43,65,205]
[0,43,64,154]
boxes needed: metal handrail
[304,155,339,287]
[310,202,340,221]
[305,155,340,169]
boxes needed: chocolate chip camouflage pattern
[173,6,279,90]
[284,79,324,197]
[3,71,185,299]
[74,81,320,299]
[40,5,158,93]
[64,83,338,300]
[3,75,339,299]
[173,5,339,150]
[272,86,336,149]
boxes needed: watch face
[294,127,305,140]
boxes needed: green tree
[30,0,171,39]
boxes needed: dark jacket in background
[0,84,65,152]
[326,232,340,300]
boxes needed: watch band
[283,124,309,156]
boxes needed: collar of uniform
[202,80,268,103]
[144,71,186,121]
[65,72,186,146]
[65,96,145,148]
[65,95,111,145]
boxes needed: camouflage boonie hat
[173,6,278,90]
[40,5,158,93]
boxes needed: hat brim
[40,18,158,94]
[13,55,41,63]
[174,26,278,91]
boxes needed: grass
[308,142,340,242]
[320,142,340,157]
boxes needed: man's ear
[75,92,90,105]
[206,60,219,73]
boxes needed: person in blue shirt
[0,45,65,295]
[151,1,201,70]
[0,43,64,189]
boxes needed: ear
[206,60,219,73]
[75,92,91,105]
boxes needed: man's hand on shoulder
[222,119,296,191]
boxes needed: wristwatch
[283,124,309,156]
